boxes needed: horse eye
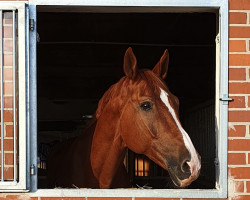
[140,101,152,111]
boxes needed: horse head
[92,47,201,188]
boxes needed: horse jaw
[159,88,201,187]
[90,107,129,189]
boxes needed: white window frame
[28,0,229,198]
[0,2,29,191]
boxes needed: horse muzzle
[167,154,201,188]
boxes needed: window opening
[37,10,216,189]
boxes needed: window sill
[30,188,227,198]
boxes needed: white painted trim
[29,0,222,7]
[30,188,223,198]
[217,0,229,198]
[0,2,28,191]
[27,0,228,198]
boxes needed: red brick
[88,198,131,200]
[248,153,250,164]
[5,152,14,165]
[229,0,250,10]
[2,110,14,122]
[229,83,250,94]
[3,96,13,108]
[183,199,227,200]
[230,27,250,38]
[231,196,250,200]
[229,125,246,137]
[229,139,250,151]
[3,54,13,66]
[3,40,13,53]
[3,26,13,38]
[0,139,14,151]
[3,82,13,95]
[28,197,39,200]
[0,166,13,180]
[229,111,250,122]
[5,139,14,151]
[229,54,250,66]
[5,125,13,137]
[0,196,36,200]
[0,97,14,109]
[229,96,245,108]
[234,181,245,193]
[229,167,250,179]
[5,139,13,151]
[229,68,246,81]
[4,68,13,81]
[40,198,85,200]
[229,40,246,52]
[229,12,247,24]
[136,199,179,200]
[228,153,246,165]
[247,181,250,192]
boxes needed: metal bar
[143,156,145,176]
[29,4,37,191]
[38,41,215,47]
[0,10,4,182]
[218,0,228,197]
[26,5,31,190]
[12,10,16,182]
[136,155,138,176]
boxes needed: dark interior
[37,8,217,189]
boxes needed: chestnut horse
[47,47,201,189]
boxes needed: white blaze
[159,88,201,174]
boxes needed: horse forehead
[159,88,177,111]
[123,82,146,97]
[122,72,163,98]
[138,84,155,96]
[132,79,160,97]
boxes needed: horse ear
[123,47,138,79]
[152,49,169,79]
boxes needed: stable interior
[37,7,217,189]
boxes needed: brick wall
[228,0,250,200]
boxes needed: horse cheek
[120,104,150,154]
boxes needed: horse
[46,47,201,189]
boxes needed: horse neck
[90,108,126,188]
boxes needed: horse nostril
[181,160,190,174]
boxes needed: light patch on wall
[18,195,31,200]
[228,176,236,198]
[228,123,236,132]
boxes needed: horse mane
[95,69,168,119]
[95,76,126,119]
